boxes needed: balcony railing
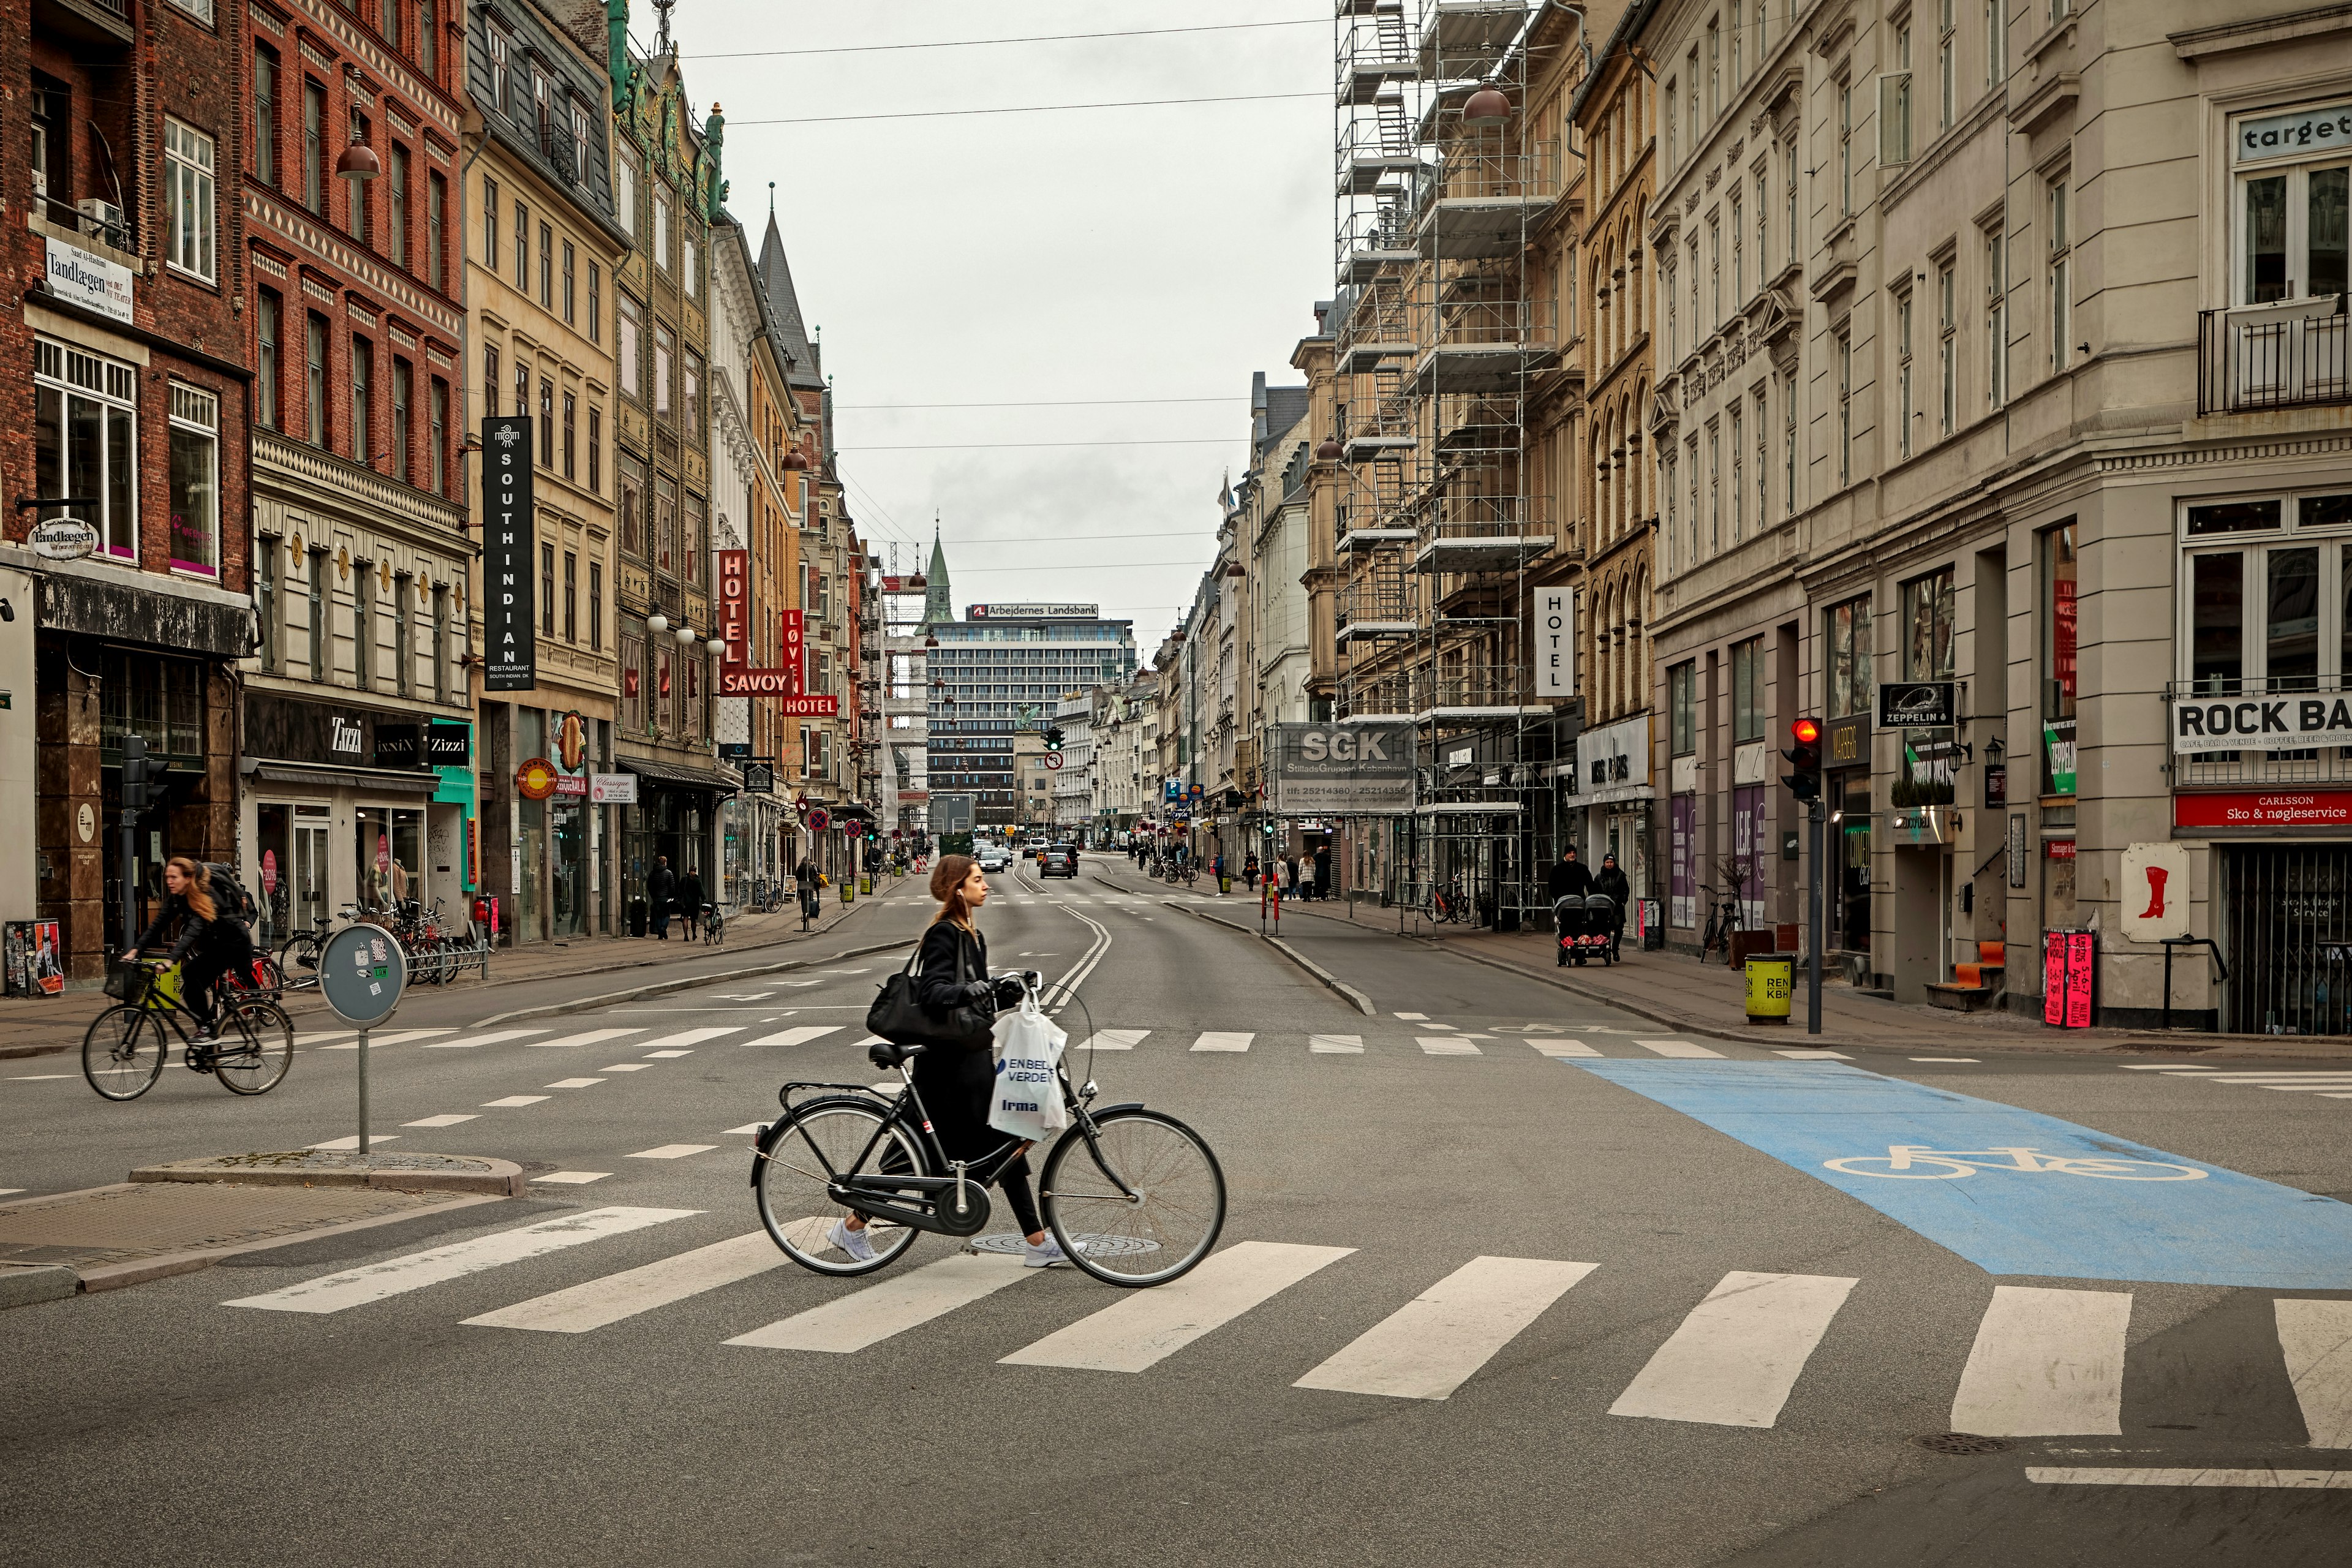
[2199,303,2351,415]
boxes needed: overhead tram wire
[691,18,1324,60]
[837,439,1243,452]
[836,396,1241,411]
[724,92,1324,128]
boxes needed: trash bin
[628,897,647,938]
[1744,953,1794,1025]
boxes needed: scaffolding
[878,550,932,834]
[1331,0,1569,931]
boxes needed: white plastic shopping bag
[989,994,1069,1140]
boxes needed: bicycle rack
[408,938,492,986]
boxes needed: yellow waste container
[1744,954,1793,1025]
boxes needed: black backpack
[204,862,259,927]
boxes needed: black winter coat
[911,920,1002,1157]
[1593,867,1632,909]
[1547,859,1594,899]
[676,873,707,910]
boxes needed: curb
[132,1154,527,1198]
[0,1264,78,1308]
[1162,896,1378,1017]
[472,935,916,1027]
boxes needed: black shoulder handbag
[866,931,993,1047]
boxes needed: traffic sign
[1045,753,1064,771]
[319,924,405,1028]
[806,807,831,832]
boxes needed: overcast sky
[662,2,1330,646]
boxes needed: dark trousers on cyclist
[912,1042,1043,1235]
[181,922,254,1031]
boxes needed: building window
[432,582,448,702]
[1883,26,1912,167]
[1986,0,2005,88]
[655,474,676,575]
[256,288,281,429]
[483,176,499,270]
[387,143,410,267]
[1836,331,1852,486]
[1938,260,1957,435]
[394,572,412,698]
[682,349,702,436]
[564,550,577,641]
[488,26,511,116]
[1784,134,1799,262]
[618,295,641,399]
[1939,0,1957,130]
[1664,262,1676,356]
[562,391,576,479]
[685,494,705,586]
[1838,77,1854,217]
[259,537,281,672]
[653,322,673,418]
[354,561,374,690]
[588,404,602,492]
[1825,597,1873,719]
[1896,289,1915,458]
[514,200,529,290]
[1730,194,1744,301]
[589,562,603,653]
[2049,175,2073,366]
[1670,661,1697,754]
[1686,434,1700,562]
[2043,524,2078,791]
[483,343,500,420]
[165,382,219,576]
[618,451,643,557]
[616,151,638,236]
[2239,135,2348,309]
[571,100,591,184]
[589,263,602,342]
[1665,83,1677,170]
[1686,48,1700,150]
[351,336,374,466]
[392,356,412,481]
[1755,167,1769,281]
[1730,6,1742,88]
[1729,402,1744,540]
[653,187,671,271]
[541,543,556,636]
[308,548,328,680]
[303,78,326,214]
[1708,216,1722,322]
[1706,17,1720,117]
[306,312,329,448]
[428,170,447,292]
[254,47,279,187]
[539,377,554,467]
[539,222,554,307]
[163,119,217,280]
[1985,228,2008,408]
[514,360,529,427]
[430,376,448,494]
[1663,453,1678,571]
[420,0,438,82]
[1706,422,1721,552]
[1902,566,1957,680]
[1732,637,1765,741]
[346,111,372,244]
[1754,386,1769,524]
[562,240,576,323]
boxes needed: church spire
[921,523,954,630]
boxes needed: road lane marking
[1775,1050,1852,1060]
[627,1144,717,1160]
[1416,1022,1458,1031]
[464,1233,786,1334]
[722,1122,769,1136]
[644,1049,696,1058]
[9,1074,75,1081]
[2122,1064,2212,1071]
[635,1027,745,1051]
[2195,1072,2352,1082]
[1310,1034,1364,1054]
[1190,1032,1253,1052]
[224,1207,696,1313]
[1002,1242,1354,1373]
[533,1172,611,1185]
[600,1064,654,1072]
[1634,1039,1725,1059]
[2276,1299,2352,1448]
[741,1025,844,1049]
[2026,1468,2352,1489]
[1079,1030,1149,1052]
[308,1136,396,1150]
[1911,1057,1981,1063]
[1528,1039,1601,1057]
[525,1028,647,1050]
[402,1114,478,1128]
[1950,1286,2130,1436]
[1295,1256,1593,1400]
[545,1077,606,1089]
[1608,1272,1858,1427]
[423,1029,552,1049]
[728,1251,1036,1354]
[481,1095,549,1107]
[1393,1012,1428,1020]
[1418,1037,1482,1055]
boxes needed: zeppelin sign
[2172,694,2352,752]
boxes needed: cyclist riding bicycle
[122,856,252,1044]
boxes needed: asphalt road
[4,856,2349,1567]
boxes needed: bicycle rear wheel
[214,1000,293,1095]
[755,1099,925,1276]
[83,1006,167,1101]
[1041,1109,1225,1287]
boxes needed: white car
[977,846,1013,873]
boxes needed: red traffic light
[1790,717,1822,745]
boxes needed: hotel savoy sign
[2173,692,2352,752]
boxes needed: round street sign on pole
[318,924,407,1154]
[1045,753,1064,771]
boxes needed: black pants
[179,925,254,1028]
[916,1058,1045,1237]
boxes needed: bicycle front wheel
[1042,1108,1226,1287]
[214,1000,294,1095]
[756,1099,925,1276]
[83,1006,167,1101]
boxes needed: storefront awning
[250,762,439,795]
[620,756,739,793]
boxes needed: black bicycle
[81,960,294,1101]
[1698,881,1746,963]
[750,998,1226,1287]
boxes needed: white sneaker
[1023,1235,1068,1268]
[827,1219,876,1263]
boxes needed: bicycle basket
[104,962,151,1005]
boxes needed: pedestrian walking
[1282,854,1298,894]
[1296,855,1316,901]
[1243,851,1261,891]
[647,856,677,940]
[794,858,821,922]
[1313,845,1332,902]
[676,868,707,942]
[832,855,1063,1269]
[1595,852,1632,954]
[1546,845,1593,900]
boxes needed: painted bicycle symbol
[1823,1145,2209,1182]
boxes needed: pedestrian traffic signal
[1782,717,1822,801]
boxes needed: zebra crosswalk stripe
[464,1232,786,1334]
[2275,1298,2352,1448]
[1000,1241,1354,1373]
[1634,1039,1725,1059]
[1529,1039,1600,1057]
[1608,1271,1858,1427]
[1080,1030,1149,1052]
[1191,1032,1253,1053]
[422,1028,552,1049]
[222,1207,698,1314]
[1294,1256,1594,1400]
[1309,1034,1364,1054]
[1950,1285,2131,1436]
[741,1025,843,1049]
[1418,1036,1482,1055]
[633,1027,744,1050]
[525,1027,648,1050]
[728,1251,1036,1354]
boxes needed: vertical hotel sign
[1536,589,1575,698]
[482,416,535,691]
[717,549,750,673]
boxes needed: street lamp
[646,611,670,635]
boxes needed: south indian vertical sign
[481,416,536,692]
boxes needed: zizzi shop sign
[2171,695,2352,752]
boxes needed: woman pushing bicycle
[831,854,1066,1269]
[122,857,253,1044]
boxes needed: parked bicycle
[1697,880,1746,962]
[82,959,293,1101]
[751,979,1226,1287]
[1430,875,1469,924]
[703,902,728,946]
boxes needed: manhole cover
[1911,1432,2013,1456]
[967,1232,1161,1257]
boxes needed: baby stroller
[1552,892,1621,967]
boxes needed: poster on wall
[1670,794,1694,929]
[2042,930,2095,1028]
[31,919,63,996]
[481,415,536,692]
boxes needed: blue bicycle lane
[1574,1060,2352,1289]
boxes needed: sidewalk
[0,874,916,1061]
[1090,858,2352,1061]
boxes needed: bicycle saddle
[867,1039,927,1068]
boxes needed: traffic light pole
[1807,797,1824,1035]
[119,735,146,958]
